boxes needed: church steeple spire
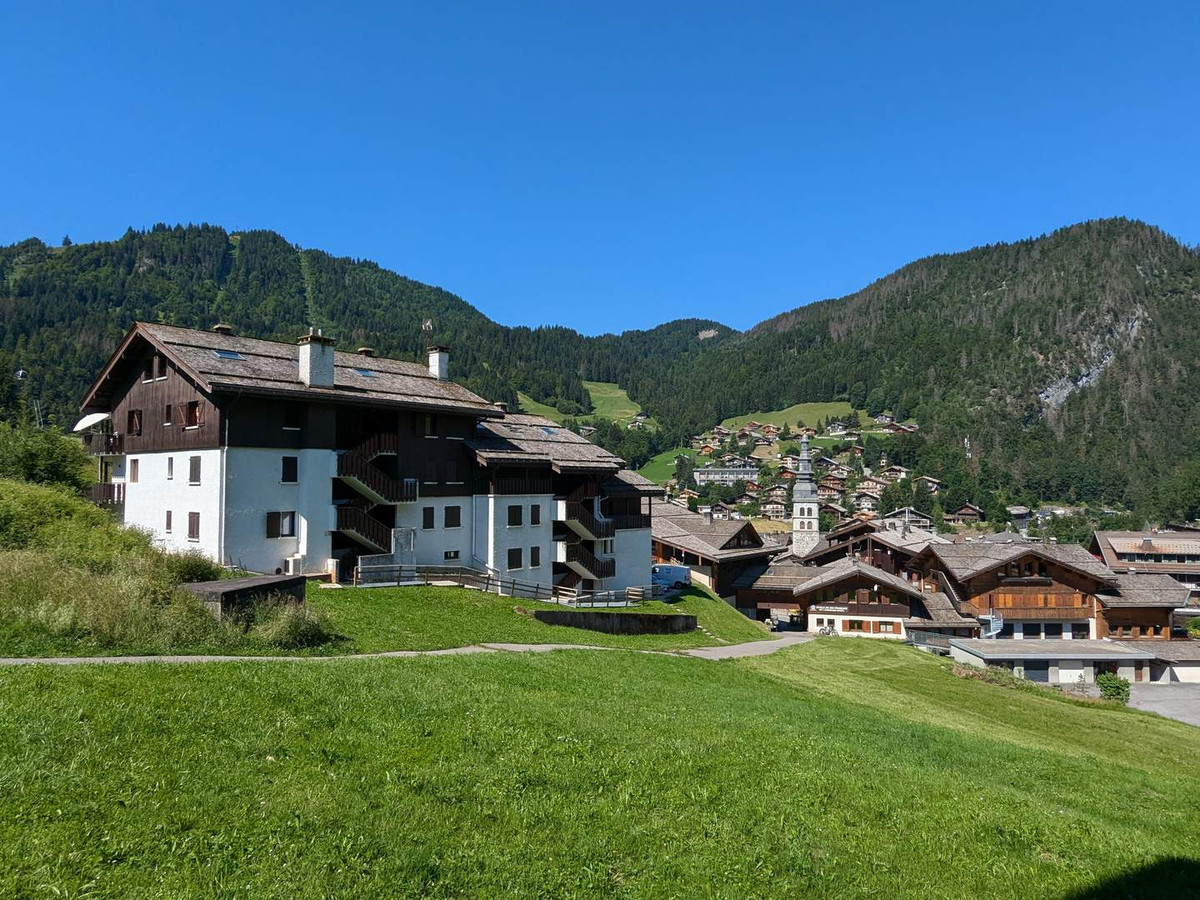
[792,433,820,556]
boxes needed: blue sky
[2,3,1197,334]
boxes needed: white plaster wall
[123,449,224,561]
[488,494,554,586]
[223,448,335,574]
[397,496,475,567]
[950,645,983,668]
[607,527,651,590]
[1164,662,1200,684]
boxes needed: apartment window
[1071,623,1090,639]
[127,409,143,436]
[507,504,523,527]
[282,404,303,430]
[1023,623,1042,639]
[142,357,154,382]
[424,461,438,484]
[184,400,203,428]
[187,512,200,542]
[444,505,462,528]
[530,504,541,526]
[1044,623,1063,639]
[846,620,866,632]
[281,456,298,484]
[163,404,173,426]
[422,506,435,530]
[423,414,437,437]
[530,546,541,568]
[129,459,139,483]
[879,621,895,633]
[165,510,172,534]
[446,460,461,484]
[188,456,201,485]
[266,511,296,539]
[444,550,460,561]
[167,457,174,480]
[155,354,168,379]
[507,547,522,571]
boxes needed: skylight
[213,349,244,360]
[354,368,378,378]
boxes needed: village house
[650,503,777,597]
[826,422,848,437]
[693,461,759,487]
[873,413,895,425]
[879,464,911,483]
[1006,505,1032,532]
[1090,529,1200,602]
[760,500,787,521]
[881,506,934,531]
[914,475,945,495]
[944,502,984,525]
[852,491,879,514]
[708,501,735,521]
[857,476,889,497]
[78,323,660,591]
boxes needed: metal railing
[337,453,419,503]
[81,433,124,455]
[566,544,616,580]
[336,505,392,551]
[88,482,125,506]
[565,501,614,538]
[352,563,657,607]
[907,630,951,652]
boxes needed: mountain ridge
[1,217,1198,518]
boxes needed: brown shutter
[266,512,281,538]
[188,512,200,540]
[189,456,201,484]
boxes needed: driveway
[1129,684,1200,727]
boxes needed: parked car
[652,564,691,589]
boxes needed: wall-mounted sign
[811,604,849,613]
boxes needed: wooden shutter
[188,512,200,540]
[189,456,201,484]
[266,511,281,538]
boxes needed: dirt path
[0,634,814,667]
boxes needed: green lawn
[307,583,765,653]
[636,446,711,483]
[516,391,564,422]
[1,640,1195,897]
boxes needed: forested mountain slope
[1,218,1197,518]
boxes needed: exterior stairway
[565,543,616,580]
[336,506,392,554]
[564,501,614,540]
[336,433,418,504]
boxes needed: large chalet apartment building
[77,323,660,588]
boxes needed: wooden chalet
[944,502,984,525]
[651,501,777,597]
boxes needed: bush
[1096,672,1131,705]
[0,423,91,494]
[248,597,332,649]
[1187,618,1200,638]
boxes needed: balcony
[563,501,614,540]
[492,475,554,495]
[88,482,125,507]
[336,505,392,554]
[337,453,419,504]
[565,543,616,580]
[81,433,123,456]
[611,512,651,530]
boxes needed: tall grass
[0,479,335,655]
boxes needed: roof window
[354,368,378,378]
[213,349,244,360]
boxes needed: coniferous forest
[1,218,1198,521]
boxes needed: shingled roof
[468,413,623,473]
[651,502,775,563]
[81,322,502,417]
[1099,574,1191,608]
[924,541,1118,585]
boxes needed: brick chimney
[298,328,335,387]
[428,346,449,381]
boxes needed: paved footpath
[0,634,814,667]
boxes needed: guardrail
[353,563,657,607]
[492,475,554,495]
[566,544,616,580]
[611,512,651,530]
[82,433,123,455]
[88,482,125,506]
[337,453,419,503]
[565,501,615,538]
[907,630,951,652]
[336,506,392,552]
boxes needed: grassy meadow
[518,381,651,427]
[636,446,711,483]
[721,400,871,430]
[1,639,1196,898]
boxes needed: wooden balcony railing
[566,544,616,580]
[88,482,125,506]
[337,453,419,503]
[336,505,392,552]
[81,433,123,455]
[565,501,614,538]
[611,512,652,530]
[492,475,554,495]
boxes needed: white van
[652,564,691,589]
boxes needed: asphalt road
[1129,683,1200,727]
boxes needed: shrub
[1096,672,1131,705]
[1187,618,1200,638]
[0,423,91,494]
[249,597,332,649]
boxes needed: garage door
[1023,661,1049,683]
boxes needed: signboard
[811,604,849,613]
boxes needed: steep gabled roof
[921,541,1118,585]
[651,502,774,562]
[81,322,502,417]
[1100,574,1191,608]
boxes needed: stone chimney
[428,346,449,381]
[703,510,714,524]
[212,323,234,335]
[297,328,336,387]
[493,401,508,413]
[356,347,376,358]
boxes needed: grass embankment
[721,401,871,431]
[0,480,333,657]
[636,446,711,483]
[307,582,767,653]
[1,639,1196,897]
